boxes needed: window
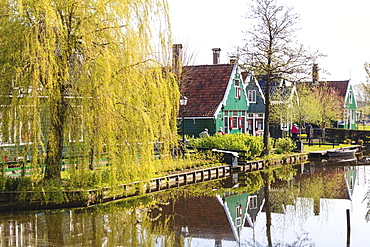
[349,90,353,104]
[235,87,241,99]
[351,110,356,124]
[257,119,263,130]
[235,205,242,226]
[20,121,31,143]
[249,196,258,209]
[248,90,256,103]
[224,113,229,134]
[224,111,247,132]
[234,79,240,87]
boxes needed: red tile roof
[181,64,235,117]
[326,80,349,98]
[152,196,236,241]
[303,80,350,101]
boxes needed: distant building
[310,64,357,129]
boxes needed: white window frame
[235,87,241,99]
[349,90,353,104]
[248,90,256,103]
[234,79,240,87]
[351,110,356,124]
[249,195,258,209]
[235,205,242,226]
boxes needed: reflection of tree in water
[0,180,231,246]
[258,164,351,247]
[261,165,317,247]
[363,191,370,222]
[241,232,314,247]
[0,196,178,246]
[0,167,349,246]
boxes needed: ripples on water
[1,160,370,246]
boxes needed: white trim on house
[344,79,357,109]
[245,75,266,104]
[214,64,239,118]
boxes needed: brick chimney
[212,48,221,65]
[172,44,183,73]
[312,63,319,85]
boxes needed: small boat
[326,149,356,158]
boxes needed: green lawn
[303,142,354,153]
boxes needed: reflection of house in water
[152,195,238,245]
[152,185,265,245]
[270,163,357,216]
[344,167,357,200]
[244,188,265,229]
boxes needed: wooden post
[346,209,351,247]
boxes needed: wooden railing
[324,128,370,144]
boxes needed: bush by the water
[189,133,264,159]
[274,138,295,154]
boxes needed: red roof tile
[303,80,350,101]
[152,196,236,241]
[326,80,349,98]
[181,64,235,117]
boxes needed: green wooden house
[310,65,357,129]
[313,80,357,129]
[243,74,266,136]
[243,73,299,138]
[329,80,357,129]
[180,62,249,138]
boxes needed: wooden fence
[324,128,370,144]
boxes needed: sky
[168,0,370,86]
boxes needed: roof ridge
[183,63,235,68]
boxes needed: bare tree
[237,0,318,156]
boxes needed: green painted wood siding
[344,84,357,129]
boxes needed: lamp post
[180,96,188,143]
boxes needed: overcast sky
[168,0,370,85]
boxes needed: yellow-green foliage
[239,171,264,194]
[153,151,222,176]
[274,137,295,154]
[189,133,264,159]
[0,0,178,185]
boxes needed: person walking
[305,124,313,141]
[291,124,298,141]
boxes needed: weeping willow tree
[0,0,179,183]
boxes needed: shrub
[274,138,295,153]
[5,177,33,191]
[189,133,264,159]
[358,139,364,145]
[275,147,284,154]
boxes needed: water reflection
[1,162,370,246]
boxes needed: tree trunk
[262,74,271,156]
[44,95,67,180]
[262,171,272,247]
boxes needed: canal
[1,159,370,246]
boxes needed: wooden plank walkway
[233,153,309,173]
[147,165,230,192]
[0,152,311,211]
